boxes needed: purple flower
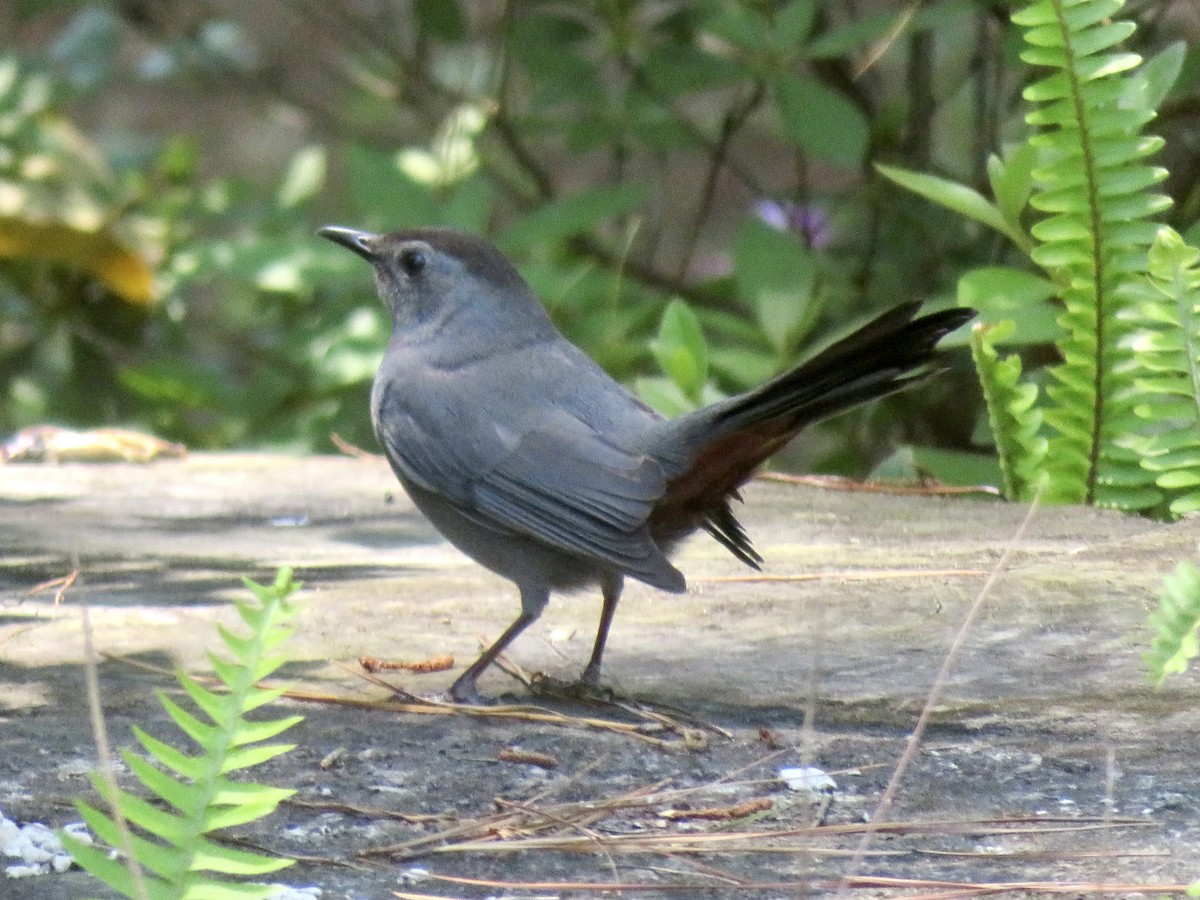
[755,200,833,249]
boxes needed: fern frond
[1015,0,1169,510]
[62,568,304,900]
[1146,558,1200,684]
[1121,227,1200,515]
[968,321,1048,500]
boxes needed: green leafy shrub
[3,1,1197,474]
[880,0,1199,511]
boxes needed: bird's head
[318,225,550,339]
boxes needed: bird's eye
[400,248,427,276]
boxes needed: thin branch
[837,490,1043,892]
[675,80,767,280]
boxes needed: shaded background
[2,0,1199,478]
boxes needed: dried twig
[359,654,454,674]
[26,569,79,606]
[699,568,986,584]
[839,492,1043,890]
[760,471,1002,496]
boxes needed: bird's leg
[581,573,624,685]
[449,612,537,704]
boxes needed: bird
[318,224,974,703]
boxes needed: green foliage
[968,321,1047,501]
[62,569,303,900]
[881,0,1197,510]
[1146,557,1200,686]
[0,54,165,433]
[650,299,709,405]
[3,0,1198,476]
[733,218,822,358]
[774,72,869,167]
[502,184,650,255]
[1123,228,1200,515]
[875,163,1032,253]
[1018,0,1168,510]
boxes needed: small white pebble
[1,810,80,878]
[267,885,322,899]
[399,867,429,884]
[779,766,836,793]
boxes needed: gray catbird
[319,225,973,703]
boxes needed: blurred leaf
[956,266,1061,344]
[734,218,819,356]
[636,374,725,417]
[1132,40,1186,111]
[627,95,695,152]
[510,13,601,106]
[907,445,1004,488]
[1183,219,1200,249]
[703,5,771,53]
[119,357,235,408]
[774,73,868,167]
[416,0,465,41]
[773,0,818,48]
[0,215,156,304]
[1146,559,1200,685]
[276,145,325,209]
[636,375,695,417]
[343,144,440,228]
[563,113,622,153]
[985,143,1037,235]
[640,43,744,96]
[441,172,493,232]
[157,136,200,182]
[501,183,648,253]
[49,6,122,90]
[649,298,709,402]
[876,162,1032,251]
[309,308,387,390]
[804,9,910,58]
[709,346,778,391]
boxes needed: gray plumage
[319,225,973,702]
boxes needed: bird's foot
[529,671,617,704]
[580,661,602,686]
[448,674,492,706]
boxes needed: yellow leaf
[0,215,157,305]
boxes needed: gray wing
[375,387,684,592]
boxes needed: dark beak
[317,225,378,261]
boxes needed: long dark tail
[713,302,974,436]
[649,303,974,566]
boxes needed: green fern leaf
[74,801,187,881]
[231,714,304,746]
[178,670,236,725]
[123,751,204,810]
[65,568,303,899]
[159,692,222,747]
[220,742,298,774]
[968,321,1048,500]
[203,796,293,831]
[179,882,279,900]
[1122,227,1200,514]
[190,837,293,876]
[1146,559,1200,684]
[1014,0,1169,510]
[60,835,178,900]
